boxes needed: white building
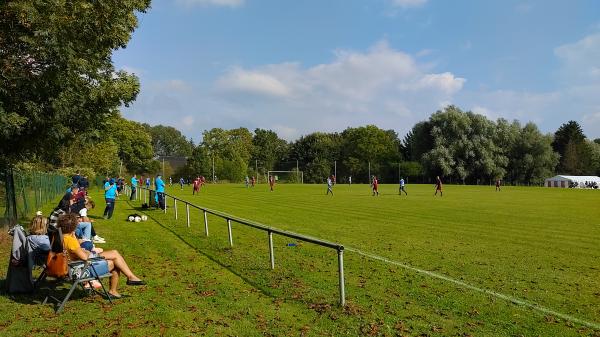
[544,175,600,188]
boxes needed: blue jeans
[130,186,137,200]
[75,222,92,240]
[103,198,115,219]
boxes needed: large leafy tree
[143,124,193,157]
[251,128,289,174]
[0,0,149,168]
[507,123,558,184]
[290,132,341,183]
[552,121,587,174]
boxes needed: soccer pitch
[156,183,600,336]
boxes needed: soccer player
[434,176,443,197]
[372,176,379,196]
[495,179,501,192]
[326,176,334,196]
[348,176,352,186]
[399,178,407,196]
[193,177,200,195]
[130,175,138,201]
[269,175,275,192]
[251,176,256,187]
[179,177,185,190]
[245,176,250,188]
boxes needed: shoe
[107,293,122,299]
[126,279,146,286]
[93,236,106,244]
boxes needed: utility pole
[162,158,165,178]
[334,160,337,182]
[256,159,258,183]
[119,160,123,177]
[368,161,371,185]
[212,156,215,183]
[296,159,299,183]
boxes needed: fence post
[164,195,167,214]
[186,204,190,227]
[338,248,346,307]
[227,219,233,247]
[203,211,209,236]
[268,231,274,269]
[174,199,178,220]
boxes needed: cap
[71,184,79,189]
[79,208,87,217]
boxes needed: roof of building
[546,175,600,181]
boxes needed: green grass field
[1,183,599,336]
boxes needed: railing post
[203,211,209,236]
[164,195,167,214]
[174,199,178,220]
[227,219,233,247]
[338,248,346,307]
[186,204,190,228]
[268,231,274,270]
[144,189,147,204]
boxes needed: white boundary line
[345,246,600,330]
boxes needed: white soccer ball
[141,215,148,221]
[134,216,141,223]
[128,215,134,222]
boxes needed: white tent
[544,175,600,188]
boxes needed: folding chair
[37,228,113,313]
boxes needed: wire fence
[1,169,68,226]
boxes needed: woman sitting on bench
[58,214,146,299]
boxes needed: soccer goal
[267,170,304,184]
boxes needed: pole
[164,195,167,214]
[338,249,346,306]
[268,231,275,269]
[186,204,190,228]
[212,157,215,183]
[174,199,178,220]
[368,161,371,184]
[255,159,258,183]
[203,211,209,236]
[334,160,337,182]
[227,219,233,247]
[296,160,299,183]
[162,158,165,178]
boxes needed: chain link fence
[1,169,68,226]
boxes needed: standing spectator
[103,178,118,219]
[72,171,82,187]
[130,175,138,200]
[145,176,151,189]
[156,174,166,210]
[372,176,379,196]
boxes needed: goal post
[267,170,304,184]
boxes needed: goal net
[267,170,304,184]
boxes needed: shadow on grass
[125,201,280,301]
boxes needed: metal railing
[124,184,346,306]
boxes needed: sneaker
[93,236,106,243]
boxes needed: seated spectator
[28,212,51,265]
[58,214,146,299]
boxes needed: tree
[143,124,193,157]
[290,132,341,183]
[507,123,558,184]
[0,0,149,168]
[552,121,587,174]
[111,118,155,174]
[251,129,289,173]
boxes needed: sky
[113,0,600,141]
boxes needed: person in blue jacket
[103,178,118,219]
[155,175,166,210]
[130,175,138,201]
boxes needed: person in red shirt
[495,179,501,192]
[372,176,379,196]
[269,175,275,192]
[434,176,443,197]
[193,178,200,195]
[251,176,256,187]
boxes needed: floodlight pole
[296,160,299,183]
[334,160,337,181]
[368,161,371,184]
[256,159,258,183]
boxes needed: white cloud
[216,67,291,97]
[175,0,244,8]
[390,0,427,8]
[554,33,600,83]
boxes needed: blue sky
[114,0,600,141]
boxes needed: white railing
[124,185,346,306]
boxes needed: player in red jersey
[193,177,200,195]
[269,175,275,192]
[434,176,443,197]
[371,175,379,196]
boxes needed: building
[544,175,600,188]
